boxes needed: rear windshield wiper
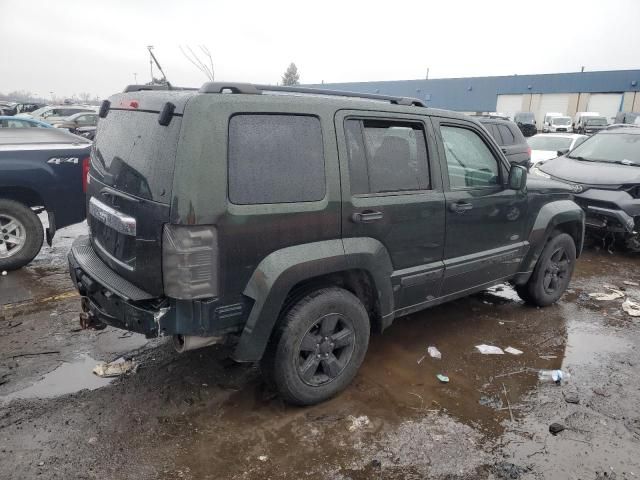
[567,155,595,161]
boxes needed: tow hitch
[79,296,106,330]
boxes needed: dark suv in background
[476,116,531,167]
[514,112,538,137]
[68,83,584,405]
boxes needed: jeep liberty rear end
[69,83,584,405]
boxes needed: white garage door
[588,94,623,123]
[496,95,524,119]
[537,94,570,123]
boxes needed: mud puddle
[1,354,112,402]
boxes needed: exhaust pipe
[172,334,224,353]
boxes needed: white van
[573,112,600,132]
[547,116,573,133]
[542,112,563,132]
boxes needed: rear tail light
[82,156,90,193]
[527,146,531,158]
[162,225,218,300]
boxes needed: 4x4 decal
[47,157,79,165]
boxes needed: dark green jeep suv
[68,83,584,405]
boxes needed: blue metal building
[308,69,640,122]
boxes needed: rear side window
[485,124,502,144]
[441,125,500,189]
[498,125,515,145]
[345,119,430,194]
[228,114,325,204]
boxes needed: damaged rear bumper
[68,236,171,338]
[68,236,247,338]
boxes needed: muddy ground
[1,225,639,480]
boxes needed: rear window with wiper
[91,109,182,203]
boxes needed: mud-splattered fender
[514,199,585,284]
[232,238,394,362]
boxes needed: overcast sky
[1,0,639,99]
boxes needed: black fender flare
[232,238,394,362]
[517,200,585,282]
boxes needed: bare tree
[180,45,214,81]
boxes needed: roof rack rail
[198,82,426,107]
[123,84,198,93]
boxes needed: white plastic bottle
[538,369,570,384]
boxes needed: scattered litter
[92,357,138,378]
[258,455,268,462]
[504,346,523,355]
[87,437,98,445]
[538,369,570,384]
[417,355,426,364]
[549,422,565,435]
[622,299,640,317]
[623,281,639,286]
[498,321,505,325]
[1,270,7,276]
[346,415,370,432]
[427,346,442,359]
[539,355,557,360]
[563,391,580,404]
[475,344,504,355]
[589,287,624,301]
[37,461,44,466]
[436,374,449,383]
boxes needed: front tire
[516,233,576,306]
[0,199,44,271]
[261,287,370,406]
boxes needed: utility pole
[133,73,138,83]
[426,67,430,80]
[581,66,585,73]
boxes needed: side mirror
[557,148,570,156]
[508,165,527,191]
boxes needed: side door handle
[501,148,508,154]
[351,210,384,223]
[449,202,473,213]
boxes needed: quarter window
[228,114,325,204]
[498,125,515,145]
[441,125,500,189]
[345,119,430,194]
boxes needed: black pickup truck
[0,128,90,270]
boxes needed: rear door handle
[449,202,473,213]
[351,210,384,223]
[501,148,508,154]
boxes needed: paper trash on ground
[93,357,138,378]
[589,287,624,301]
[475,344,504,355]
[504,346,523,355]
[427,346,442,359]
[622,299,640,317]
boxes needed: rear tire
[0,199,44,271]
[261,287,370,406]
[516,233,576,307]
